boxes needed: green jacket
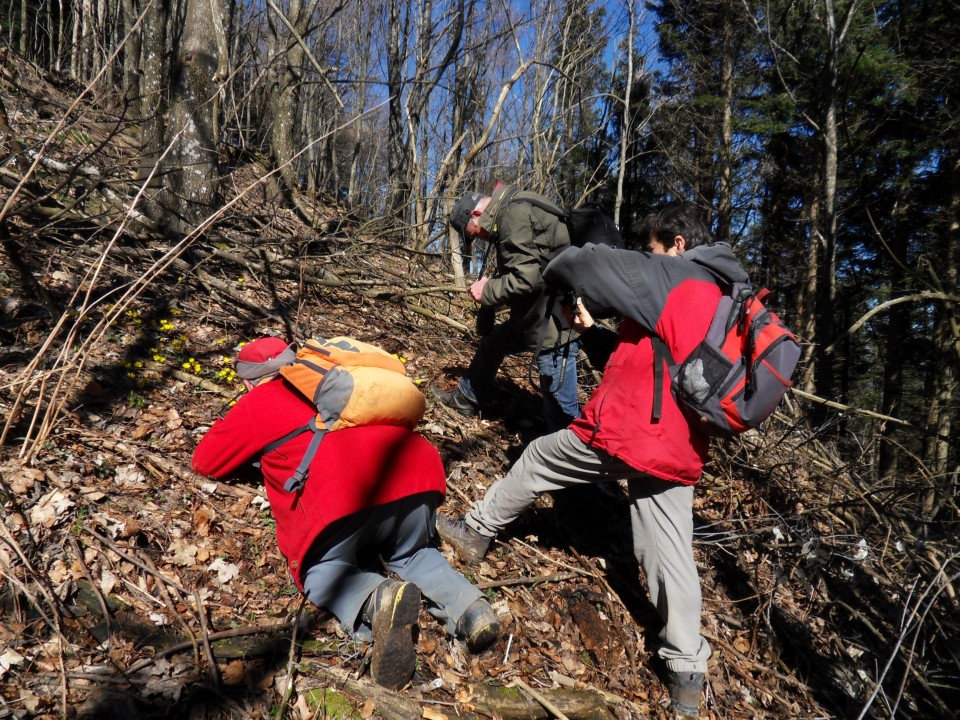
[477,184,571,349]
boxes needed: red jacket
[544,243,749,484]
[192,378,445,586]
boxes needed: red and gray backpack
[653,283,801,437]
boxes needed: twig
[140,552,200,667]
[124,620,297,674]
[194,589,222,686]
[276,596,307,720]
[81,525,188,595]
[509,677,571,720]
[67,536,113,655]
[476,571,579,590]
[510,538,595,579]
[789,387,910,426]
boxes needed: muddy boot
[666,670,705,718]
[457,598,499,652]
[436,514,491,565]
[363,580,421,690]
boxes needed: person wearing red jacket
[437,203,750,717]
[192,337,499,690]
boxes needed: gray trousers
[465,429,711,673]
[300,493,484,640]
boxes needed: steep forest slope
[2,56,958,720]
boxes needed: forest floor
[1,55,959,720]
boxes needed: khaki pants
[466,429,711,672]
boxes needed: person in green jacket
[434,184,579,431]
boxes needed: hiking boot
[666,670,705,717]
[431,385,479,418]
[436,514,491,565]
[457,598,500,652]
[363,580,421,690]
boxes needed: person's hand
[469,276,489,303]
[571,297,594,332]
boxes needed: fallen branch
[789,387,910,426]
[476,571,580,590]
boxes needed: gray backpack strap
[282,418,327,494]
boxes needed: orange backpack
[263,337,426,492]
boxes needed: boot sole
[370,583,420,689]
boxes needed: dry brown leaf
[166,539,198,566]
[194,505,216,536]
[421,706,449,720]
[28,490,75,528]
[227,496,252,517]
[219,660,246,685]
[7,466,43,494]
[131,423,156,440]
[119,517,142,538]
[166,408,183,430]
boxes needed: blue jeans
[459,323,580,432]
[536,342,580,430]
[300,493,485,640]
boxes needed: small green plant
[94,459,115,480]
[127,391,147,408]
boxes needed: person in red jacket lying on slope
[192,336,499,690]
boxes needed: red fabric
[569,279,721,484]
[237,336,289,364]
[192,379,445,586]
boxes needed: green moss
[302,687,361,719]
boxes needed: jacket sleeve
[481,204,546,306]
[543,244,669,332]
[192,401,263,479]
[578,325,619,370]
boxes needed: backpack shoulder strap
[510,193,568,222]
[282,419,327,493]
[257,417,328,494]
[261,422,312,456]
[651,337,674,422]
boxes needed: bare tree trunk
[158,0,221,231]
[878,216,909,482]
[19,0,27,53]
[138,0,169,201]
[267,7,303,195]
[813,0,860,404]
[715,7,734,244]
[613,0,634,228]
[344,0,375,209]
[798,183,819,394]
[121,0,142,105]
[385,0,408,218]
[924,145,959,508]
[263,0,328,202]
